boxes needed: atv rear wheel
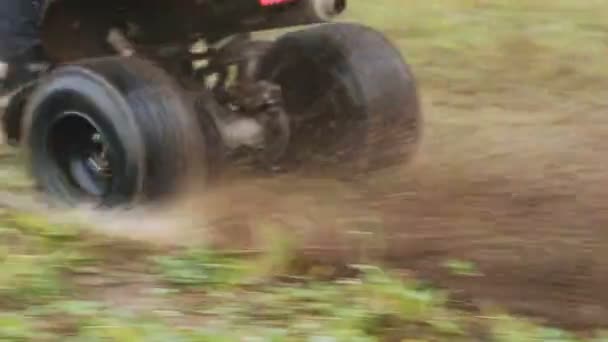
[22,56,206,207]
[257,23,422,174]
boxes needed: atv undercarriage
[2,0,422,208]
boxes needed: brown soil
[2,89,607,331]
[179,90,608,330]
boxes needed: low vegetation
[1,207,607,341]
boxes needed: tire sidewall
[22,66,146,207]
[257,23,422,174]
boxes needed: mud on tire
[22,56,206,207]
[258,23,422,174]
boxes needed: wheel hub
[86,133,112,177]
[49,111,114,198]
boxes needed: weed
[153,248,248,288]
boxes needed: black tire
[21,56,206,207]
[257,23,422,174]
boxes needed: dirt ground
[3,85,606,331]
[152,86,607,331]
[1,80,606,335]
[375,92,608,330]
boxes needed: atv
[2,0,422,208]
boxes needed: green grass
[345,0,608,100]
[0,208,606,341]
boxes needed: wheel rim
[47,111,114,199]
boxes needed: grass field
[1,0,608,340]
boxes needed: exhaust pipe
[284,0,347,22]
[238,0,348,32]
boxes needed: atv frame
[3,0,422,207]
